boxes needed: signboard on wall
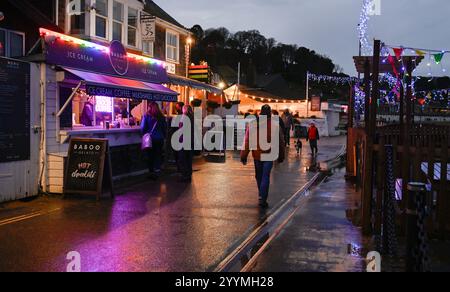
[310,96,321,112]
[64,138,113,200]
[43,30,168,84]
[165,62,176,74]
[141,13,156,42]
[0,57,30,163]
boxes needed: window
[127,7,138,47]
[9,32,24,58]
[112,1,124,41]
[95,0,108,39]
[70,0,86,35]
[0,29,25,58]
[142,41,154,57]
[166,31,179,62]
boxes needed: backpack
[308,127,318,141]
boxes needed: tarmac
[0,136,346,272]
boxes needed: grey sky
[157,0,450,77]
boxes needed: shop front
[37,28,178,194]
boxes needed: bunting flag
[387,54,399,76]
[433,52,445,64]
[393,48,404,60]
[415,49,426,57]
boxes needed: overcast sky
[157,0,450,77]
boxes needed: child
[295,139,303,155]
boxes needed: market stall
[38,28,178,194]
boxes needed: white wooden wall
[0,63,41,202]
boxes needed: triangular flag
[393,48,404,60]
[415,50,426,57]
[388,54,399,76]
[433,52,445,64]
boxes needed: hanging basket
[224,102,233,109]
[207,100,220,109]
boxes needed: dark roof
[246,74,304,100]
[144,1,186,29]
[7,0,62,33]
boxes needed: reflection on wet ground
[250,168,370,272]
[0,137,346,272]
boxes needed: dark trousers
[310,140,318,156]
[254,160,274,202]
[146,139,164,173]
[285,128,291,145]
[179,150,193,179]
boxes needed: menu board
[0,58,30,163]
[64,138,114,200]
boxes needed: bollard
[406,182,429,272]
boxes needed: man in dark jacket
[306,123,320,156]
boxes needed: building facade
[0,0,221,202]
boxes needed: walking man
[281,109,294,146]
[306,123,320,156]
[241,105,285,208]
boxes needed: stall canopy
[168,74,222,95]
[64,68,179,102]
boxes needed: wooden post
[370,40,381,140]
[361,40,381,235]
[364,60,371,131]
[347,85,355,177]
[399,79,405,143]
[402,59,413,209]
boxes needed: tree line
[189,25,350,101]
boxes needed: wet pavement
[0,137,345,272]
[250,167,369,272]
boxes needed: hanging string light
[358,0,373,56]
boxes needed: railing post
[406,182,429,272]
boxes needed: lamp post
[186,37,193,78]
[306,71,309,118]
[185,37,193,104]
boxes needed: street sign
[0,57,30,163]
[64,138,114,200]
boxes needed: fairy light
[358,0,373,56]
[39,28,165,68]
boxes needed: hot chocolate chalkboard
[64,138,114,200]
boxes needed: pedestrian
[178,105,195,183]
[141,102,167,180]
[281,109,294,146]
[172,102,185,173]
[241,105,285,208]
[306,123,320,156]
[80,96,95,126]
[272,110,286,136]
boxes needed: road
[0,137,345,272]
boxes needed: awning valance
[168,74,222,95]
[64,68,179,102]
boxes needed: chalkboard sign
[0,57,30,163]
[64,138,114,200]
